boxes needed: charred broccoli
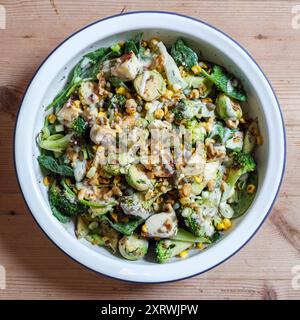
[226,152,256,186]
[156,239,192,263]
[49,181,88,217]
[70,116,89,137]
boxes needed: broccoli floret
[106,93,126,109]
[38,133,72,153]
[181,205,217,237]
[70,116,89,137]
[182,207,203,237]
[226,152,256,186]
[156,239,191,263]
[49,182,88,217]
[172,99,202,121]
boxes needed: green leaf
[232,170,258,218]
[172,228,211,243]
[50,203,70,224]
[171,38,198,70]
[100,216,144,236]
[202,65,247,101]
[38,155,73,176]
[124,33,143,56]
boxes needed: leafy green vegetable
[38,155,73,176]
[46,47,114,111]
[50,203,70,223]
[202,65,247,101]
[124,33,143,56]
[100,216,144,236]
[171,38,198,70]
[232,171,258,218]
[38,133,73,153]
[49,182,88,217]
[172,228,210,243]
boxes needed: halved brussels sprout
[216,93,242,120]
[125,165,153,191]
[225,130,244,151]
[134,70,166,101]
[184,76,213,98]
[118,234,149,260]
[75,216,89,239]
[142,209,178,238]
[243,120,259,154]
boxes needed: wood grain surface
[0,0,300,300]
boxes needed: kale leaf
[38,154,73,176]
[171,38,198,70]
[202,65,247,101]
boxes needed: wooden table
[0,0,299,300]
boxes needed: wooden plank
[0,0,299,300]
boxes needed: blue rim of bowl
[13,10,286,284]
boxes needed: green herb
[202,65,247,101]
[38,155,73,176]
[171,38,198,70]
[124,33,143,56]
[100,215,144,236]
[232,171,258,218]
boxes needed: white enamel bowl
[14,12,286,283]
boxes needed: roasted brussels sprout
[125,165,153,191]
[118,234,149,260]
[216,93,242,121]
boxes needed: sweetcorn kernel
[111,213,118,222]
[154,109,164,119]
[73,100,81,108]
[216,222,225,231]
[197,242,203,249]
[163,89,174,99]
[247,184,256,194]
[113,176,121,185]
[98,111,106,118]
[149,38,159,49]
[141,224,148,233]
[116,87,127,95]
[144,103,151,111]
[179,250,189,258]
[194,176,202,184]
[43,176,50,186]
[191,65,202,75]
[223,218,232,230]
[179,66,187,77]
[48,114,56,124]
[179,197,190,205]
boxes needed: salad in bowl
[36,34,261,263]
